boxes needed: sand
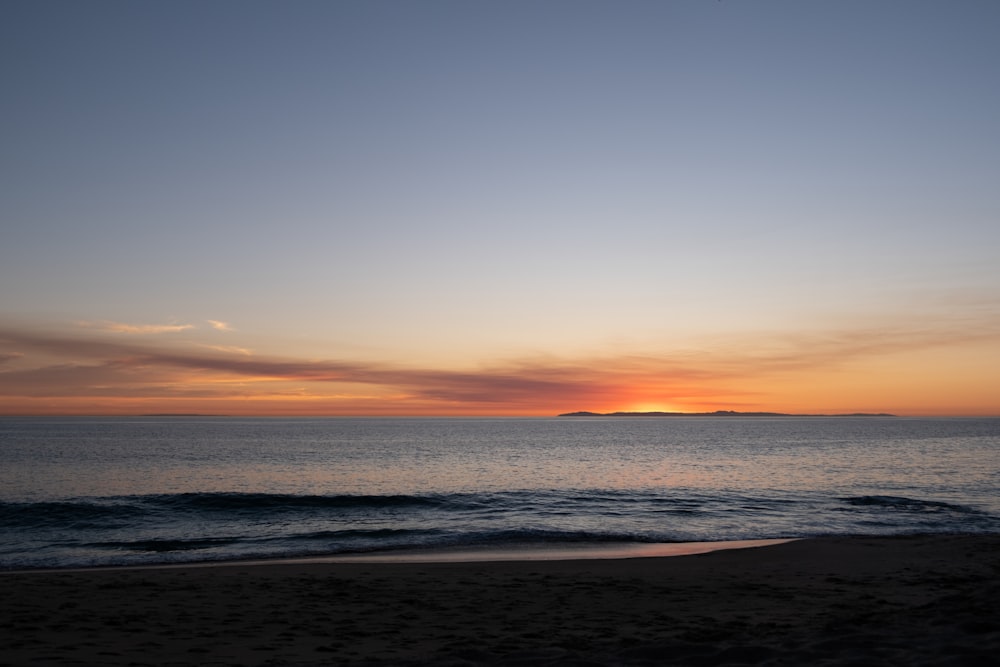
[1,534,998,666]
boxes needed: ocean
[1,416,998,570]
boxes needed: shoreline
[1,538,798,574]
[300,537,797,564]
[2,534,998,665]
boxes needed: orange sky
[1,316,997,416]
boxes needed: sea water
[1,416,998,569]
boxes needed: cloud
[1,311,998,414]
[198,344,253,356]
[77,320,195,334]
[207,320,233,331]
[0,326,700,405]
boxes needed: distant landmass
[559,410,896,417]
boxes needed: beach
[2,535,998,666]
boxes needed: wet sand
[2,534,998,665]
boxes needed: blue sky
[2,1,999,414]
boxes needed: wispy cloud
[3,311,999,415]
[77,320,195,334]
[0,326,699,404]
[207,320,233,332]
[198,344,253,356]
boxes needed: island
[559,410,896,417]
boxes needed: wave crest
[842,495,981,514]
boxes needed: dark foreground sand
[2,535,998,666]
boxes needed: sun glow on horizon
[620,402,686,414]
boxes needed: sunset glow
[1,315,997,416]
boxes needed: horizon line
[1,412,998,419]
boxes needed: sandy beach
[2,534,998,666]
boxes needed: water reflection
[2,417,997,518]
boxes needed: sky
[2,0,999,416]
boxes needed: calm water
[1,416,998,569]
